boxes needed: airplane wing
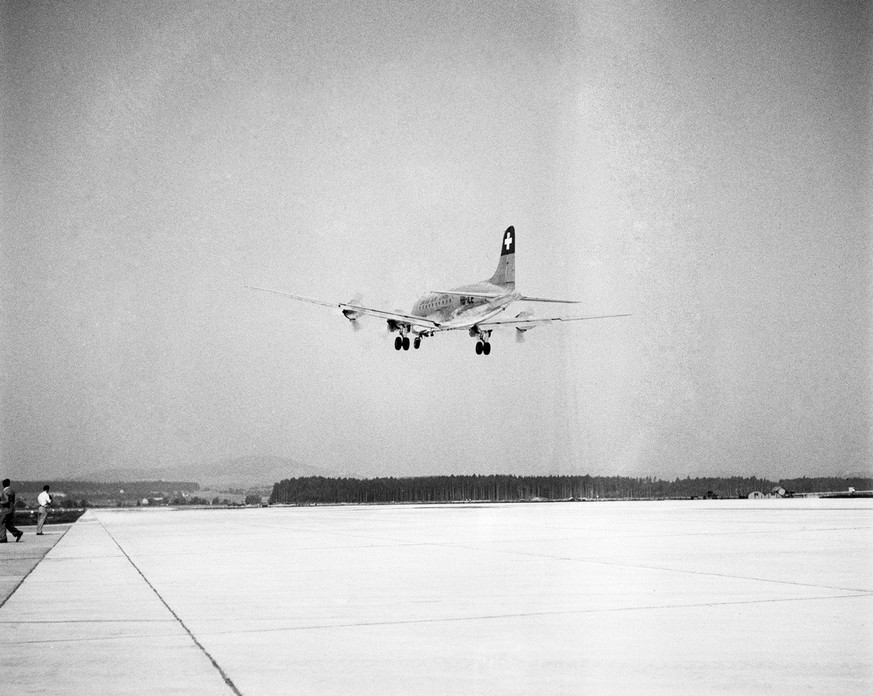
[477,312,632,329]
[518,295,584,304]
[246,286,442,329]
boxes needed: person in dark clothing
[1,478,23,543]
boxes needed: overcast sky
[2,0,870,482]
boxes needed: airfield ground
[0,500,870,695]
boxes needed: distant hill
[76,456,331,489]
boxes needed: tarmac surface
[0,499,871,695]
[0,523,72,604]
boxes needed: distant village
[13,480,269,509]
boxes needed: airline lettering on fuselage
[460,296,476,306]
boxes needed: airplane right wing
[518,295,584,304]
[477,311,632,330]
[246,286,442,330]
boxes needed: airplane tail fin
[489,226,515,288]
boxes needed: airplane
[248,226,630,355]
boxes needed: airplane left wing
[246,286,441,329]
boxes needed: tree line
[269,474,873,505]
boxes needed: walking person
[1,479,23,543]
[36,485,53,535]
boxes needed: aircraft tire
[402,336,411,350]
[475,341,483,355]
[483,342,491,356]
[394,336,402,351]
[413,337,421,350]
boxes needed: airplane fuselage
[410,283,519,329]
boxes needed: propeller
[515,311,533,342]
[342,294,365,331]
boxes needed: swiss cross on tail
[501,226,515,256]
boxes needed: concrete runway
[1,500,871,695]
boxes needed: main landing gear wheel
[413,337,421,350]
[476,341,491,355]
[394,335,413,351]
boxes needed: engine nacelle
[513,311,538,333]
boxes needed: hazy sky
[2,0,870,481]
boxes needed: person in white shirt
[36,485,52,535]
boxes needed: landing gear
[390,322,430,353]
[394,334,413,351]
[470,327,492,356]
